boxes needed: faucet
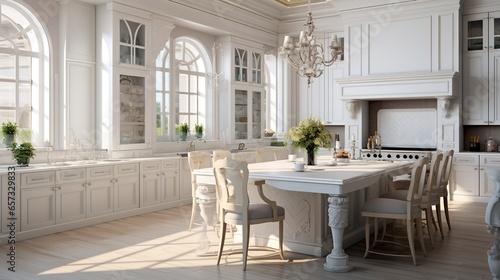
[187,140,196,152]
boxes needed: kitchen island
[194,156,413,272]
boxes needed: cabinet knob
[87,182,91,186]
[58,186,62,190]
[143,174,147,178]
[157,173,161,176]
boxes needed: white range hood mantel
[337,71,460,101]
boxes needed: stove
[360,149,432,161]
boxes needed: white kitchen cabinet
[20,171,57,231]
[1,173,18,234]
[55,168,86,224]
[220,36,266,143]
[179,158,192,201]
[97,4,152,151]
[450,160,479,196]
[86,165,114,218]
[463,11,500,125]
[140,161,163,207]
[161,159,180,203]
[449,154,500,198]
[113,163,140,212]
[234,86,264,140]
[140,159,179,206]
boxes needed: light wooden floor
[0,200,494,280]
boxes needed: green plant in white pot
[10,142,36,166]
[2,121,18,146]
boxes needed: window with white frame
[155,37,210,142]
[0,0,50,146]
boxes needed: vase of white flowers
[285,118,332,166]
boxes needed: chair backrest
[213,158,249,216]
[212,149,231,165]
[440,149,454,187]
[426,152,443,196]
[188,151,212,176]
[406,157,429,211]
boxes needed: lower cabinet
[450,154,500,199]
[179,158,192,201]
[113,163,140,212]
[86,165,114,218]
[140,159,180,206]
[2,157,189,243]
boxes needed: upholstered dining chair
[213,158,285,271]
[187,151,214,231]
[438,150,454,230]
[361,157,428,266]
[382,152,443,248]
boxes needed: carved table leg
[196,184,217,254]
[324,195,352,272]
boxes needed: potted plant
[10,141,36,166]
[2,121,18,146]
[176,123,189,141]
[264,128,275,137]
[194,123,204,139]
[285,118,332,166]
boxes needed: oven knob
[409,155,413,159]
[366,154,371,158]
[396,154,401,159]
[387,154,392,158]
[415,155,419,159]
[403,155,408,159]
[373,153,377,158]
[378,154,382,158]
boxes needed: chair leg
[431,210,438,231]
[415,218,427,257]
[278,220,285,260]
[188,195,197,231]
[443,196,451,230]
[372,217,379,247]
[217,222,227,265]
[424,208,434,248]
[243,224,250,271]
[364,217,370,258]
[435,204,444,238]
[406,219,417,266]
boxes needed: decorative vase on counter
[306,145,317,166]
[4,134,14,146]
[179,132,188,141]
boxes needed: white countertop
[194,156,413,195]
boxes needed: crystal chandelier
[281,0,343,86]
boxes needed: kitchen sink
[177,152,188,157]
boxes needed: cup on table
[288,154,297,161]
[294,162,307,172]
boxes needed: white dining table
[193,156,413,272]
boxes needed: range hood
[337,71,459,101]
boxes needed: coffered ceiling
[274,0,326,7]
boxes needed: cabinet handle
[58,186,62,190]
[156,173,161,176]
[87,182,91,186]
[143,174,147,178]
[474,167,478,170]
[162,172,166,176]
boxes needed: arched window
[0,0,50,146]
[155,37,211,142]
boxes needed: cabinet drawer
[453,155,479,165]
[481,155,500,166]
[56,168,86,183]
[162,159,179,169]
[141,161,161,172]
[86,166,114,179]
[115,163,139,175]
[21,171,55,188]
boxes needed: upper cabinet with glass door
[119,19,146,66]
[234,46,263,85]
[463,11,500,125]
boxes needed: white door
[114,174,140,211]
[162,169,179,203]
[21,187,56,231]
[86,179,114,218]
[141,172,162,207]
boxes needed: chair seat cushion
[225,203,285,221]
[392,179,410,190]
[361,198,420,215]
[381,190,408,200]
